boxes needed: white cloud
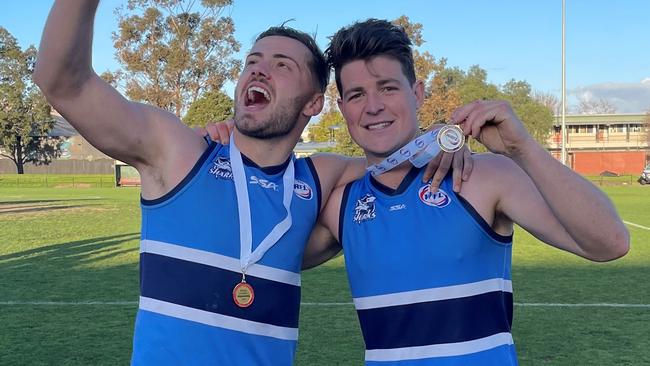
[570,79,650,113]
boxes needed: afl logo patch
[293,180,313,200]
[418,185,451,208]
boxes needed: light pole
[561,0,568,165]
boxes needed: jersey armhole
[338,182,355,249]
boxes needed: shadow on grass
[0,233,141,301]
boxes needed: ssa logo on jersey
[293,180,313,200]
[418,185,451,208]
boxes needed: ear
[413,80,425,109]
[302,93,325,117]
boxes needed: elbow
[33,58,91,100]
[589,227,630,262]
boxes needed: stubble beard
[234,94,312,139]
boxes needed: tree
[575,97,617,114]
[533,90,561,116]
[0,27,60,174]
[183,90,233,127]
[111,0,241,118]
[500,80,553,146]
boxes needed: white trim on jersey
[353,278,512,310]
[365,332,514,362]
[139,296,299,341]
[141,239,301,286]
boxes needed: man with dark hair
[306,19,629,364]
[34,2,469,364]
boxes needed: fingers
[428,152,452,193]
[216,121,231,144]
[451,149,462,192]
[462,146,473,181]
[422,151,442,183]
[204,121,232,144]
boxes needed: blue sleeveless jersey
[132,142,321,365]
[340,168,517,365]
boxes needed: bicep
[497,163,586,257]
[49,74,177,169]
[301,185,344,270]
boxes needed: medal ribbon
[366,125,464,176]
[229,133,294,274]
[366,129,441,176]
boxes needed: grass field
[1,182,649,365]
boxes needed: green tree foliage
[110,0,241,118]
[502,80,553,145]
[183,90,233,127]
[0,27,60,174]
[308,110,344,142]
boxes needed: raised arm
[454,100,629,261]
[34,0,206,196]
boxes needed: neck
[232,129,298,167]
[371,161,413,190]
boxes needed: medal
[229,133,294,308]
[367,124,465,176]
[233,273,255,308]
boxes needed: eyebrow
[377,78,401,86]
[246,52,301,71]
[343,78,402,99]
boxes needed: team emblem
[209,156,233,180]
[353,193,377,224]
[294,180,313,200]
[418,185,451,208]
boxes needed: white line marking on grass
[624,220,650,231]
[2,301,649,308]
[514,303,650,308]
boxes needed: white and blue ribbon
[230,133,294,274]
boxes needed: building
[548,114,649,175]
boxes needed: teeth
[247,86,270,101]
[367,122,391,130]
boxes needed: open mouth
[244,86,271,107]
[365,121,393,130]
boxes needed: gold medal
[233,274,254,308]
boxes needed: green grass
[0,174,115,188]
[1,185,648,365]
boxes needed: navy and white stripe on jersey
[132,143,321,366]
[341,167,518,365]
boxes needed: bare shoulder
[464,153,521,184]
[309,153,366,210]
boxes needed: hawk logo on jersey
[418,185,451,208]
[209,156,233,180]
[293,180,313,200]
[353,193,377,224]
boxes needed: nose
[365,93,384,115]
[250,61,271,80]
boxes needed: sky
[2,0,649,114]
